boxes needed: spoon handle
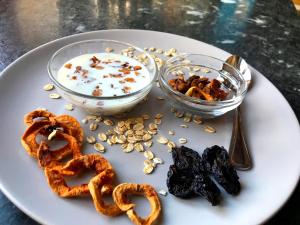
[229,106,252,170]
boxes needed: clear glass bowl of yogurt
[159,53,248,118]
[48,39,157,115]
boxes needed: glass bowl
[159,53,248,118]
[48,39,157,115]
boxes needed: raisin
[202,145,240,195]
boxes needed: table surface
[0,0,299,224]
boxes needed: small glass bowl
[48,39,157,115]
[159,53,248,118]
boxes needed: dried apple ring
[24,109,56,126]
[37,132,82,169]
[24,110,83,146]
[53,115,84,145]
[21,120,78,160]
[44,154,113,197]
[88,169,122,216]
[113,183,161,225]
[37,141,61,169]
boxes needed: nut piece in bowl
[159,53,248,118]
[48,39,157,116]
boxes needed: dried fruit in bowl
[168,75,228,101]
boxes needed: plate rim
[0,29,299,225]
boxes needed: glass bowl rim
[159,53,248,105]
[47,39,158,100]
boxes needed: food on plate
[81,113,167,174]
[167,145,241,205]
[191,173,222,205]
[57,53,151,97]
[21,110,161,224]
[167,146,221,205]
[202,145,240,195]
[113,183,161,225]
[23,109,84,146]
[37,132,81,169]
[21,120,77,160]
[88,169,122,216]
[168,75,228,101]
[54,114,84,145]
[167,165,195,198]
[24,109,56,126]
[44,154,113,197]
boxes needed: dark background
[0,0,299,224]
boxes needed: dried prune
[202,145,240,195]
[167,146,221,205]
[191,174,221,206]
[172,146,204,174]
[166,165,194,198]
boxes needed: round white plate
[0,30,299,225]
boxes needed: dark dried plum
[166,165,194,198]
[172,146,204,174]
[192,174,221,206]
[202,145,240,195]
[167,146,221,205]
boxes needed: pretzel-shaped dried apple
[113,183,161,225]
[88,169,123,216]
[44,154,113,197]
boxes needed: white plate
[0,30,299,225]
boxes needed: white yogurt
[57,53,151,97]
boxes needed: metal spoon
[224,55,252,170]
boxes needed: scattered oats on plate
[178,138,187,144]
[143,165,154,174]
[157,136,168,144]
[43,83,54,91]
[158,189,168,196]
[64,103,74,111]
[204,125,216,133]
[94,143,105,153]
[49,93,61,99]
[86,136,96,144]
